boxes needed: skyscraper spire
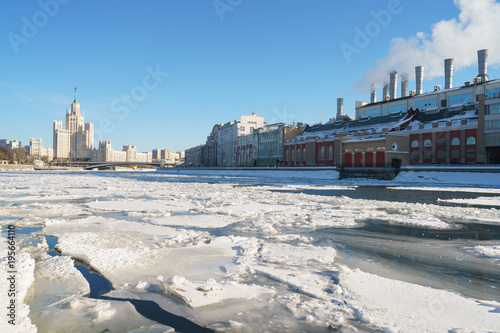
[74,87,77,103]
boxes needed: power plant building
[284,49,500,166]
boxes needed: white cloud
[358,0,500,91]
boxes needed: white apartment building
[53,89,94,161]
[93,141,152,163]
[29,138,54,161]
[217,112,265,166]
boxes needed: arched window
[466,137,476,145]
[291,149,295,161]
[328,146,333,160]
[302,148,306,161]
[411,140,419,148]
[451,137,460,146]
[285,149,289,162]
[319,146,325,160]
[437,138,446,147]
[424,139,432,147]
[298,148,302,161]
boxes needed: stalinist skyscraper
[53,88,94,161]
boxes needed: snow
[439,196,500,206]
[394,171,500,186]
[341,267,500,333]
[0,251,37,333]
[468,245,500,260]
[161,275,275,308]
[1,170,500,332]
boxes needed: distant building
[6,140,21,151]
[93,141,152,163]
[185,145,205,167]
[217,113,265,167]
[29,138,53,161]
[204,124,221,167]
[53,88,94,161]
[235,133,254,166]
[251,123,304,166]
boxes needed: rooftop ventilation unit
[434,85,441,92]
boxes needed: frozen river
[1,170,500,332]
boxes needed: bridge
[49,161,178,170]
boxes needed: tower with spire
[53,88,94,161]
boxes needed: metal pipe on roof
[401,73,408,97]
[370,83,377,103]
[389,71,397,100]
[383,83,389,100]
[478,49,489,82]
[415,66,424,95]
[445,58,454,89]
[337,98,344,118]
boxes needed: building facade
[185,145,205,167]
[29,138,54,161]
[93,141,152,163]
[204,125,220,167]
[217,113,264,167]
[53,89,94,161]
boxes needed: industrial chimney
[444,58,454,89]
[370,83,377,103]
[478,49,489,82]
[383,82,389,100]
[401,73,409,97]
[337,98,344,118]
[389,71,398,100]
[415,66,424,95]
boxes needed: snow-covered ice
[1,169,500,332]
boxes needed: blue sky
[1,0,497,153]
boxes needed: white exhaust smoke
[357,0,500,92]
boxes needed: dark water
[274,186,500,206]
[316,220,500,302]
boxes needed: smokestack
[389,71,398,100]
[383,82,389,100]
[401,73,408,97]
[478,49,489,82]
[370,83,377,103]
[445,58,454,89]
[337,98,344,118]
[415,66,424,95]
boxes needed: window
[411,151,419,161]
[240,126,245,131]
[318,146,325,160]
[355,148,363,152]
[466,137,476,145]
[486,88,500,99]
[291,149,295,161]
[388,104,407,113]
[328,146,333,160]
[424,140,432,147]
[298,149,302,161]
[376,146,385,151]
[485,103,500,115]
[366,147,374,152]
[451,138,460,146]
[437,150,445,159]
[448,93,473,106]
[416,99,437,110]
[364,109,381,117]
[285,150,289,162]
[437,138,446,147]
[485,121,490,130]
[411,140,419,148]
[302,148,306,161]
[492,120,500,129]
